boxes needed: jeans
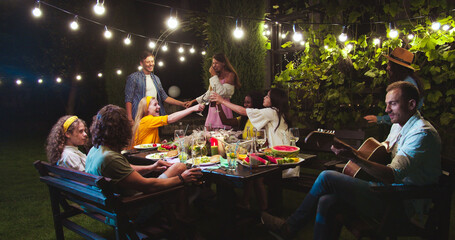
[287,170,405,239]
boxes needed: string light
[76,75,82,81]
[292,24,303,42]
[116,69,122,75]
[137,66,142,71]
[201,51,206,55]
[32,1,42,18]
[338,26,348,42]
[37,78,43,84]
[178,45,184,53]
[158,61,164,67]
[373,38,381,45]
[388,23,398,39]
[431,21,441,31]
[442,24,450,31]
[56,77,62,83]
[167,9,178,29]
[281,33,286,39]
[93,0,105,16]
[123,34,131,45]
[70,16,79,31]
[179,56,185,62]
[233,19,244,39]
[189,46,195,54]
[162,44,168,52]
[104,26,112,39]
[299,41,305,46]
[16,79,22,86]
[407,34,414,40]
[97,73,103,78]
[148,40,156,49]
[345,44,353,51]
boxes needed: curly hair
[91,105,132,152]
[46,116,87,165]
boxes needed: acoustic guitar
[304,130,391,181]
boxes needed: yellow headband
[63,116,78,133]
[146,96,153,109]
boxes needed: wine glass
[255,129,266,150]
[196,92,210,117]
[193,131,207,165]
[289,128,300,146]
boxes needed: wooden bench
[281,128,366,192]
[34,160,184,240]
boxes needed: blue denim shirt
[125,71,168,117]
[376,76,424,124]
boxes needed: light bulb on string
[56,77,62,83]
[201,51,206,55]
[300,41,305,46]
[137,66,142,71]
[166,9,178,29]
[162,44,168,52]
[158,61,164,67]
[388,23,398,39]
[148,40,156,49]
[179,56,185,62]
[373,38,380,45]
[407,34,414,40]
[97,73,103,78]
[431,21,441,31]
[76,75,82,81]
[123,34,131,45]
[70,16,79,30]
[16,79,22,86]
[292,24,302,42]
[442,24,450,31]
[178,46,184,53]
[37,78,43,84]
[345,44,353,52]
[189,46,195,54]
[32,0,42,18]
[116,69,122,75]
[93,0,105,16]
[104,26,112,39]
[233,19,244,39]
[281,33,286,39]
[338,26,348,42]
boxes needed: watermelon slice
[265,155,280,164]
[271,145,300,157]
[249,153,268,165]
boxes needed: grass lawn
[1,132,453,239]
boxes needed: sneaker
[261,212,293,239]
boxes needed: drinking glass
[225,143,237,171]
[289,128,300,146]
[255,129,266,150]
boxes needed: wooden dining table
[123,149,316,238]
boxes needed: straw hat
[384,47,415,71]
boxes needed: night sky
[0,0,207,137]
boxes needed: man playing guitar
[261,81,441,239]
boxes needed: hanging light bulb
[373,38,380,45]
[292,24,303,42]
[32,1,42,18]
[179,56,185,62]
[442,24,450,31]
[300,41,305,46]
[178,46,184,53]
[56,77,62,83]
[338,26,348,42]
[37,78,43,84]
[93,0,105,16]
[162,44,168,52]
[189,46,195,54]
[148,40,156,49]
[281,33,286,39]
[388,23,398,39]
[233,19,244,39]
[97,73,103,78]
[70,16,79,30]
[345,44,353,51]
[123,34,131,45]
[116,69,122,75]
[137,66,142,71]
[431,21,441,31]
[158,61,164,67]
[201,51,206,55]
[16,79,22,86]
[76,75,82,81]
[407,34,414,40]
[104,26,112,39]
[167,9,178,29]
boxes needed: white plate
[186,158,218,166]
[145,152,168,160]
[134,143,161,150]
